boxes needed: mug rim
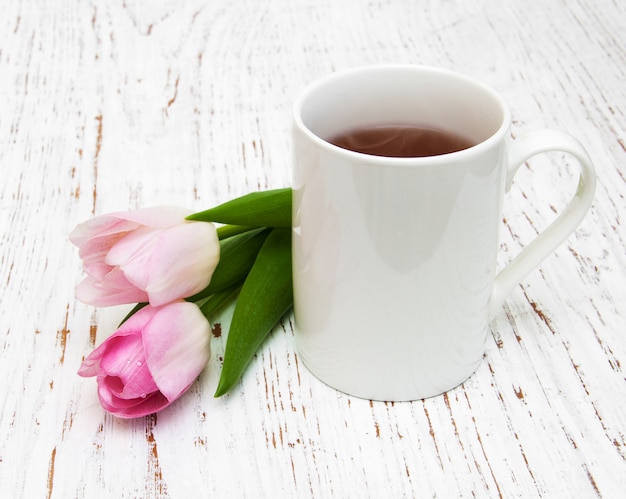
[293,64,512,166]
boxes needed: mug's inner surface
[298,66,507,153]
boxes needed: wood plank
[1,0,624,497]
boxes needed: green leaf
[186,228,270,303]
[214,228,293,397]
[186,188,292,228]
[216,224,255,240]
[197,286,240,319]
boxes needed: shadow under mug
[291,65,595,402]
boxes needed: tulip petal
[114,206,192,229]
[79,306,155,378]
[97,332,143,374]
[141,223,220,306]
[69,214,140,247]
[120,365,160,399]
[78,344,106,377]
[76,275,148,307]
[69,206,190,248]
[143,302,211,400]
[104,226,161,269]
[107,222,219,306]
[78,233,127,278]
[97,381,170,418]
[96,334,160,399]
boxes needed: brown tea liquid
[328,124,474,158]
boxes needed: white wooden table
[1,0,625,497]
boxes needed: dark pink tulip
[78,302,211,418]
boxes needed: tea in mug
[328,124,474,158]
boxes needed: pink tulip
[69,206,220,307]
[78,302,211,418]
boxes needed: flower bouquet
[70,189,293,418]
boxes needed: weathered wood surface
[1,0,624,497]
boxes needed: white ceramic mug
[291,65,595,401]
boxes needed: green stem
[185,228,270,303]
[119,302,148,326]
[216,224,255,240]
[196,286,241,319]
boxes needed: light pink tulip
[69,206,220,307]
[78,302,211,418]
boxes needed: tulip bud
[78,302,211,418]
[69,206,220,307]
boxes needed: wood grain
[1,0,625,497]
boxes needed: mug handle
[489,129,596,317]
